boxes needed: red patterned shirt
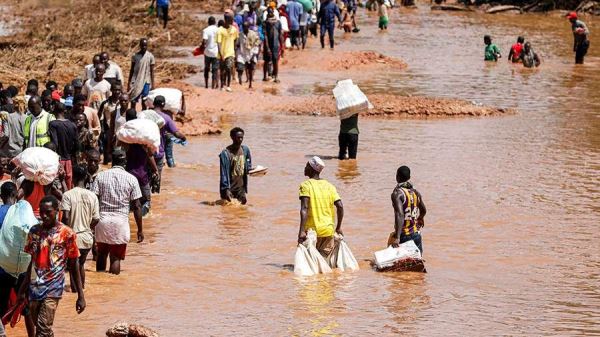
[24,223,79,301]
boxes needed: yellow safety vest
[24,111,54,148]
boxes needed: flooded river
[13,5,600,337]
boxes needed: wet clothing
[299,178,341,237]
[29,296,60,337]
[126,144,150,187]
[509,43,523,62]
[318,0,341,27]
[339,114,359,159]
[392,182,423,236]
[484,43,501,61]
[520,49,540,68]
[24,223,79,301]
[219,145,252,201]
[572,20,590,64]
[96,242,127,260]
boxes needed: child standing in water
[378,0,390,30]
[484,35,501,61]
[341,5,353,33]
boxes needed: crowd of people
[0,0,593,335]
[0,36,189,336]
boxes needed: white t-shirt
[82,79,112,110]
[202,25,219,58]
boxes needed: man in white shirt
[82,64,112,110]
[100,51,124,87]
[83,54,101,82]
[201,16,220,89]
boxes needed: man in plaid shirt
[90,149,143,275]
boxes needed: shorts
[220,57,235,71]
[133,83,151,102]
[236,62,246,72]
[316,236,335,257]
[29,297,60,337]
[204,56,219,75]
[379,16,389,28]
[97,242,127,260]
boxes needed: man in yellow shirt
[217,13,239,92]
[298,156,344,257]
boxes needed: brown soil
[0,0,512,139]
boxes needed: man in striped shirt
[390,166,427,254]
[90,149,143,275]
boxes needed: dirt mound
[284,94,512,117]
[106,321,159,337]
[328,51,407,71]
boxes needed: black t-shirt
[48,119,78,160]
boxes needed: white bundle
[116,119,161,153]
[328,234,360,272]
[11,147,59,185]
[333,79,372,120]
[145,88,183,113]
[305,229,332,274]
[137,110,166,128]
[294,244,318,276]
[374,240,422,270]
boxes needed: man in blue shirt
[318,0,342,49]
[286,0,304,50]
[151,0,172,29]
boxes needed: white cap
[308,156,325,173]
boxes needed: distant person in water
[508,36,524,63]
[390,165,427,254]
[378,0,390,30]
[567,12,590,64]
[219,127,252,204]
[520,42,541,68]
[484,35,501,61]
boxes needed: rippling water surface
[13,6,600,337]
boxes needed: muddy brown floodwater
[10,5,600,337]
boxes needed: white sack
[333,79,371,120]
[294,244,318,276]
[116,119,161,153]
[11,147,59,185]
[138,109,166,128]
[305,229,332,274]
[146,88,183,113]
[374,240,422,270]
[327,235,359,272]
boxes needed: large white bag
[294,244,318,276]
[137,109,166,128]
[0,201,37,277]
[116,119,161,153]
[333,79,371,120]
[374,240,422,270]
[305,229,332,274]
[328,235,360,272]
[145,88,183,113]
[11,147,59,185]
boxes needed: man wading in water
[566,12,590,64]
[219,127,252,204]
[390,166,427,254]
[298,156,344,257]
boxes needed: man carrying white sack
[297,156,344,257]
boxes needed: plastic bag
[11,147,59,185]
[146,88,183,113]
[294,244,318,276]
[0,201,37,277]
[305,229,332,274]
[333,79,372,120]
[116,119,161,153]
[285,37,292,49]
[374,240,424,272]
[298,0,314,11]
